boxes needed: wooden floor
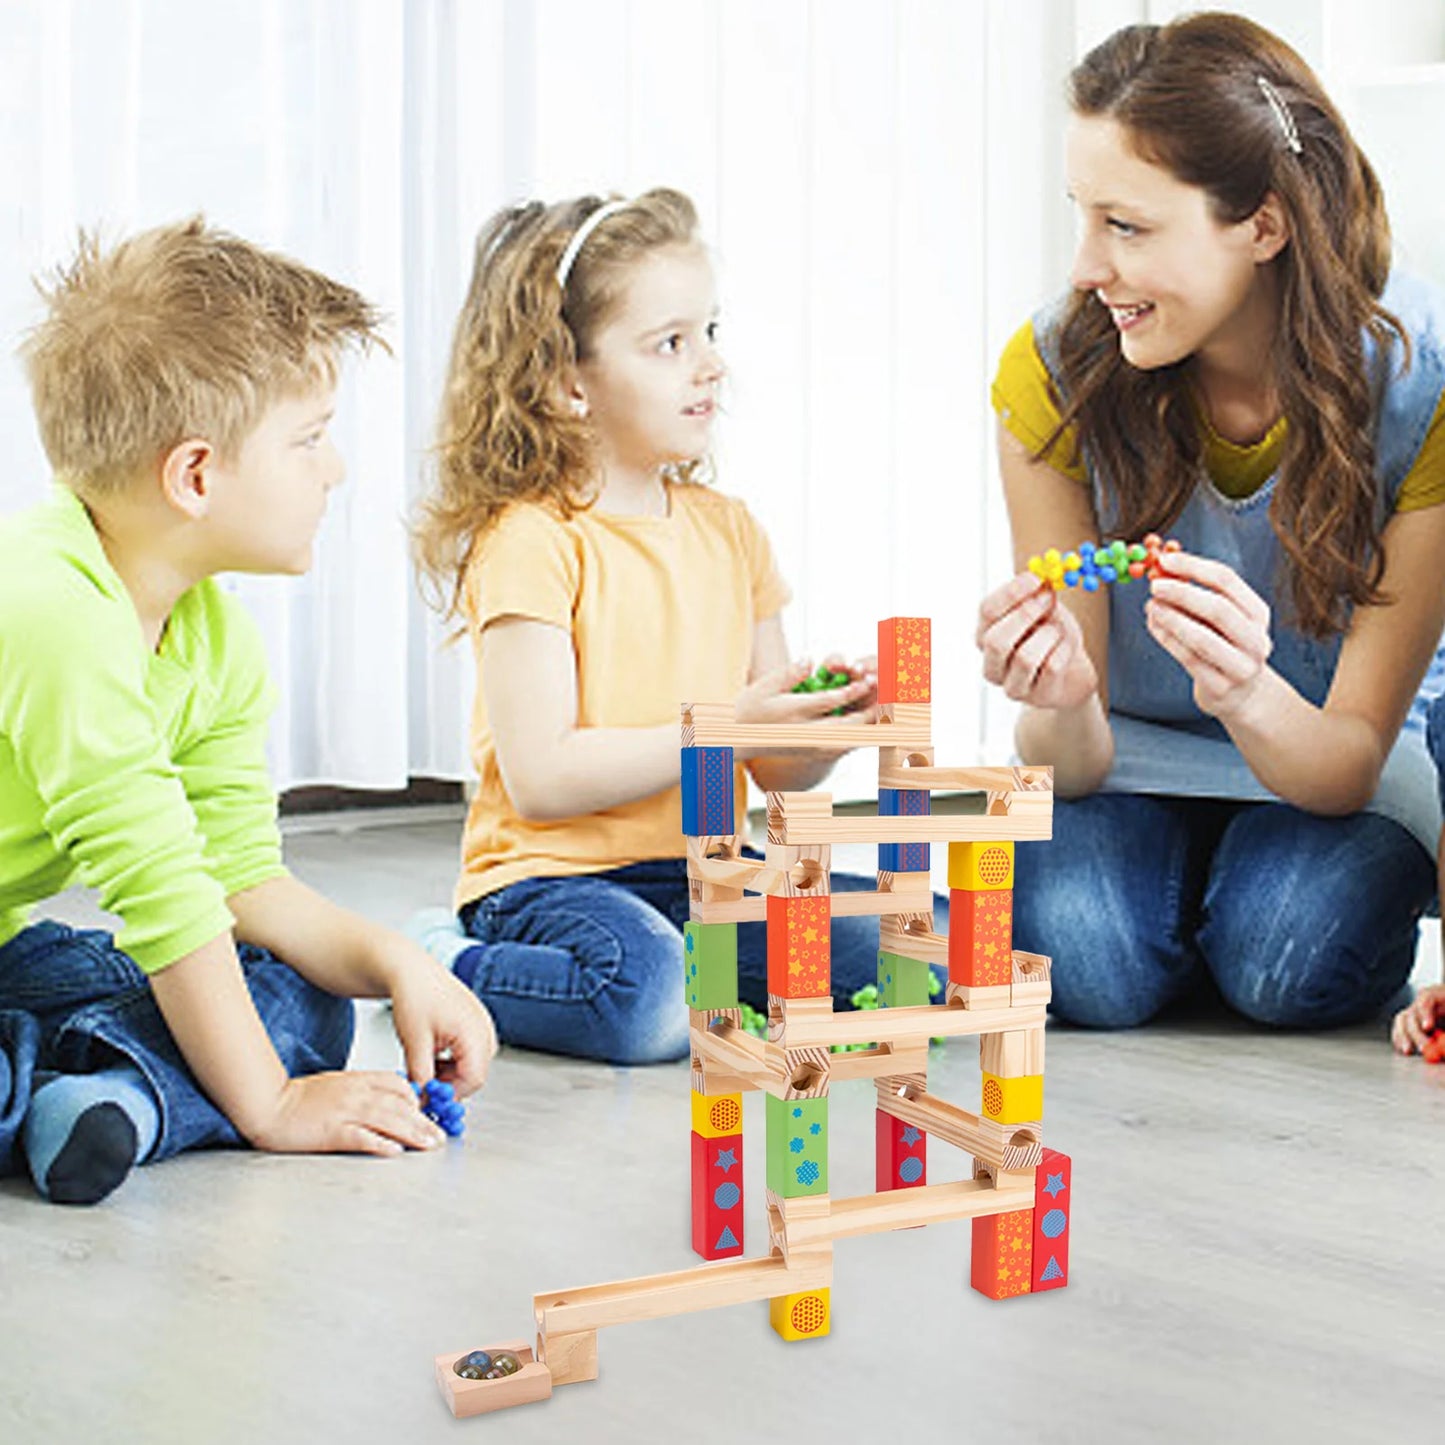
[2,813,1442,1444]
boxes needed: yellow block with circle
[980,1072,1043,1124]
[948,841,1015,892]
[770,1287,831,1341]
[691,1091,743,1139]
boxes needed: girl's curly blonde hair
[413,187,704,619]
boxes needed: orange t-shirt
[456,481,790,907]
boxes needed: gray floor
[2,810,1443,1445]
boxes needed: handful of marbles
[453,1348,522,1381]
[1027,534,1181,592]
[413,1078,466,1137]
[792,662,853,716]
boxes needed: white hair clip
[555,200,630,288]
[1257,76,1302,155]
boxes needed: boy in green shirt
[0,219,496,1204]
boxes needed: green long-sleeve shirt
[0,488,287,972]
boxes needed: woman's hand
[976,573,1100,710]
[1145,552,1273,719]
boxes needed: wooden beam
[776,1177,1036,1249]
[689,880,932,924]
[770,809,1053,845]
[874,1082,1042,1172]
[777,999,1046,1050]
[876,764,1052,794]
[534,1251,833,1337]
[681,701,931,750]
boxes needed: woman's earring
[571,397,588,418]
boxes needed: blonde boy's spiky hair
[21,217,385,494]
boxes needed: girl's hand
[1145,552,1273,719]
[735,658,874,729]
[1391,984,1445,1056]
[976,573,1099,710]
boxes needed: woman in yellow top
[975,13,1445,1030]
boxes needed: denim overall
[1035,269,1445,856]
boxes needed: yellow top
[991,320,1445,509]
[456,481,791,907]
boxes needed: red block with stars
[971,1207,1033,1300]
[875,1110,927,1194]
[1031,1147,1072,1291]
[878,617,931,703]
[766,894,831,999]
[947,889,1013,987]
[691,1130,745,1260]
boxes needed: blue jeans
[457,857,950,1066]
[1012,795,1435,1029]
[0,921,354,1177]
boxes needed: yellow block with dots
[948,841,1014,892]
[981,1073,1044,1125]
[770,1287,831,1341]
[691,1092,744,1139]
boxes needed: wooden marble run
[435,617,1074,1419]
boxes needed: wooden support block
[877,950,933,1008]
[875,1109,928,1193]
[1032,1147,1073,1291]
[690,1007,741,1036]
[691,1129,744,1259]
[762,840,833,898]
[876,1080,1042,1172]
[535,1327,599,1385]
[690,1090,744,1138]
[980,1028,1045,1077]
[766,1092,829,1197]
[948,888,1013,987]
[771,1044,832,1099]
[770,1287,831,1341]
[878,786,931,874]
[691,1026,772,1093]
[971,1209,1034,1301]
[1011,951,1053,1006]
[764,1187,834,1265]
[435,1340,552,1417]
[683,921,739,1010]
[685,834,748,904]
[878,617,931,703]
[981,1072,1044,1125]
[680,746,735,836]
[767,994,834,1042]
[947,840,1015,892]
[879,916,946,967]
[975,1115,1044,1172]
[682,701,931,750]
[946,981,1012,1010]
[766,893,831,999]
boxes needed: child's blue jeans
[1011,795,1435,1029]
[0,921,354,1178]
[457,857,950,1066]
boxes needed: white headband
[555,200,630,288]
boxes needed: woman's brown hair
[413,188,704,620]
[1043,12,1404,636]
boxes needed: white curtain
[2,0,1435,797]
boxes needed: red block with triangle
[691,1130,745,1260]
[1031,1147,1072,1291]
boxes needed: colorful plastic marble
[414,1078,466,1137]
[1027,534,1181,591]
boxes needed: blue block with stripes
[681,746,735,836]
[878,786,930,872]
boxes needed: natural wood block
[691,1129,744,1259]
[1011,951,1053,1005]
[945,982,1014,1011]
[980,1028,1045,1078]
[762,840,832,898]
[435,1341,553,1417]
[948,840,1015,891]
[878,617,931,703]
[538,1328,598,1385]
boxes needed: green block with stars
[766,1093,829,1198]
[877,950,932,1008]
[684,921,739,1010]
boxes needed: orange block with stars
[971,1207,1034,1300]
[766,894,831,999]
[878,617,931,704]
[948,888,1013,987]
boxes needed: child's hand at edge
[386,945,499,1095]
[1391,983,1445,1056]
[734,658,873,737]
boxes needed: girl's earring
[571,397,589,418]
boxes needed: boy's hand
[1391,984,1445,1056]
[250,1070,448,1156]
[387,951,498,1096]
